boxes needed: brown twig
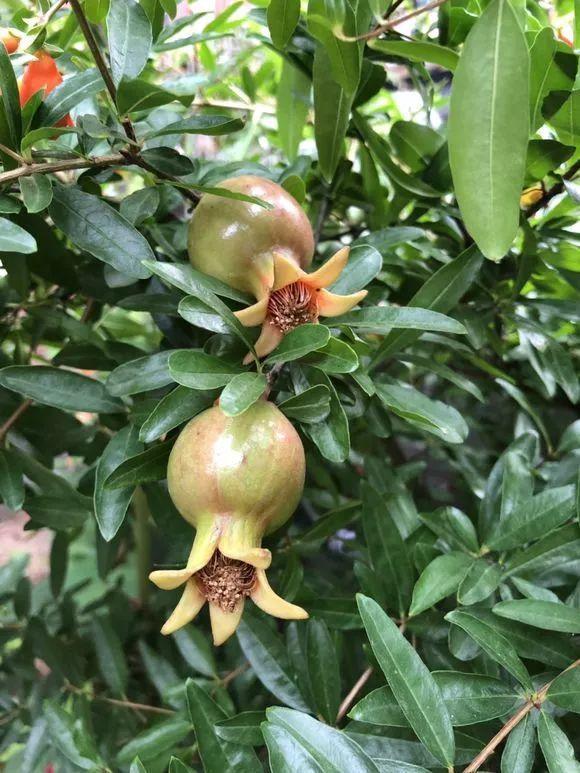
[0,142,25,165]
[193,98,276,114]
[526,158,580,218]
[0,399,33,442]
[96,695,174,716]
[336,666,374,723]
[0,153,126,185]
[465,658,580,772]
[220,662,250,687]
[342,0,449,42]
[41,0,69,25]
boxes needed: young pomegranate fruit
[149,399,307,645]
[188,175,367,360]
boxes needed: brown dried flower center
[268,281,318,333]
[195,550,256,612]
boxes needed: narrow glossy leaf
[169,350,244,390]
[376,382,468,444]
[0,365,123,413]
[139,386,214,442]
[120,187,160,225]
[107,0,152,86]
[265,324,330,365]
[303,370,350,462]
[266,707,380,772]
[49,184,153,280]
[362,483,413,616]
[0,40,21,152]
[172,627,216,678]
[308,0,361,94]
[107,350,178,396]
[36,69,104,127]
[493,599,580,633]
[44,700,101,770]
[548,90,580,145]
[351,671,519,727]
[400,353,484,403]
[20,174,52,213]
[409,552,473,617]
[220,372,267,416]
[277,61,310,160]
[49,532,68,598]
[306,337,359,373]
[369,38,458,71]
[186,679,261,771]
[263,723,322,773]
[0,448,24,511]
[546,664,580,713]
[268,0,300,48]
[306,619,341,723]
[145,114,243,138]
[179,291,257,356]
[529,27,557,132]
[313,44,353,181]
[117,718,192,764]
[236,613,310,711]
[278,384,331,423]
[457,560,502,605]
[91,613,128,695]
[486,485,576,551]
[215,712,265,746]
[538,711,580,773]
[330,244,382,294]
[26,495,91,530]
[332,306,466,335]
[448,0,529,260]
[357,595,455,767]
[371,245,483,366]
[501,712,536,773]
[94,425,143,541]
[0,217,36,253]
[445,608,532,689]
[104,442,172,489]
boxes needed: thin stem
[220,663,250,687]
[41,0,69,25]
[193,98,276,114]
[465,658,580,772]
[97,695,173,716]
[0,153,126,185]
[121,150,201,204]
[0,399,33,442]
[341,0,449,42]
[0,142,25,164]
[336,666,373,723]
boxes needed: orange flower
[235,246,367,362]
[20,51,73,127]
[1,31,19,55]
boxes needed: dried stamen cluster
[267,281,318,333]
[195,551,256,612]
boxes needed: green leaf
[26,495,91,530]
[0,365,123,413]
[371,245,483,366]
[548,90,580,145]
[308,0,361,94]
[236,613,310,711]
[19,174,53,213]
[278,384,331,423]
[185,679,262,771]
[120,187,160,225]
[313,44,353,181]
[331,306,466,335]
[220,372,267,416]
[529,27,557,132]
[104,442,172,489]
[36,69,104,127]
[0,217,37,253]
[139,386,215,443]
[306,619,341,723]
[265,324,330,365]
[306,337,359,373]
[330,244,382,294]
[0,39,21,156]
[91,613,128,695]
[546,664,580,713]
[362,483,414,616]
[107,0,152,86]
[144,114,244,138]
[107,351,178,396]
[172,627,217,678]
[169,350,245,390]
[368,37,459,71]
[357,595,455,767]
[85,0,110,23]
[448,0,529,260]
[215,712,265,746]
[49,184,153,280]
[179,291,257,356]
[409,552,473,617]
[501,712,536,773]
[277,61,310,160]
[493,599,580,634]
[303,370,350,462]
[538,711,580,773]
[268,0,300,48]
[457,560,502,605]
[265,707,380,771]
[486,485,576,551]
[44,700,101,770]
[445,608,532,689]
[50,532,68,598]
[376,382,469,444]
[351,671,520,727]
[94,424,143,541]
[117,718,192,764]
[0,448,24,511]
[116,79,186,114]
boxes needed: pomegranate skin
[187,175,314,299]
[167,399,305,540]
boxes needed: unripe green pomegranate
[188,175,315,299]
[150,399,307,645]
